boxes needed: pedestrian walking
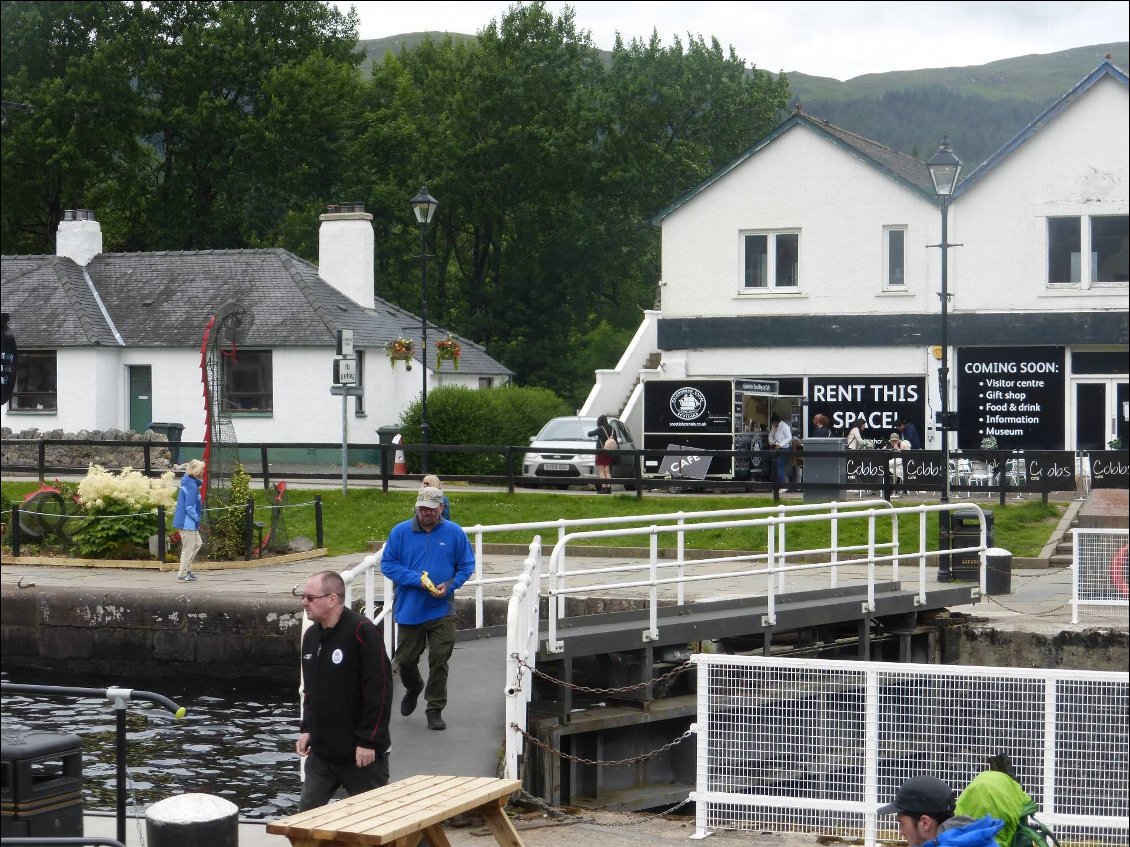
[295,569,393,810]
[173,459,205,582]
[380,486,476,730]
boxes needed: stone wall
[1,586,303,681]
[943,623,1128,671]
[1,427,175,472]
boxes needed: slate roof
[0,248,512,376]
[0,255,120,347]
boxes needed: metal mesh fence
[695,654,1129,845]
[1071,528,1130,624]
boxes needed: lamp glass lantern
[410,185,438,472]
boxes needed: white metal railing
[692,654,1130,846]
[1071,527,1130,624]
[503,537,543,781]
[540,502,991,653]
[352,500,900,630]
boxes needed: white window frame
[741,230,800,292]
[883,225,907,288]
[1047,213,1129,289]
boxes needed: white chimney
[56,209,103,266]
[318,203,375,309]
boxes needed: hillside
[358,36,1127,168]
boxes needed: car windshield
[538,418,597,441]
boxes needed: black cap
[878,775,954,816]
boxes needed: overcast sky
[330,0,1128,80]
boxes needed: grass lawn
[2,480,1067,559]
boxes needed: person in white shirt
[769,413,793,486]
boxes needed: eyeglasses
[293,588,336,602]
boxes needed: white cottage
[1,205,512,457]
[584,61,1128,459]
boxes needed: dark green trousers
[393,615,456,712]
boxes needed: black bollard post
[157,505,166,563]
[12,503,21,557]
[146,794,239,847]
[315,495,324,549]
[243,499,254,561]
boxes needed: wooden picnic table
[266,774,525,847]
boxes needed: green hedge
[397,385,571,475]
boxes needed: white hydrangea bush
[73,465,178,558]
[77,464,177,511]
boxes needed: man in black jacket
[296,569,393,810]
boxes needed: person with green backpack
[955,754,1060,847]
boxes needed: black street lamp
[927,137,962,581]
[411,186,439,473]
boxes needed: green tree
[0,0,149,254]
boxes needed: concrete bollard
[145,793,239,847]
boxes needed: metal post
[420,223,430,474]
[115,705,127,843]
[243,498,254,561]
[341,383,349,495]
[938,194,952,581]
[156,505,166,563]
[314,495,324,549]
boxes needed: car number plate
[545,463,570,471]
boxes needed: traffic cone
[392,434,408,476]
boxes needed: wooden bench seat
[266,774,525,847]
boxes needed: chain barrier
[510,654,694,694]
[509,721,695,767]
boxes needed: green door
[129,365,152,433]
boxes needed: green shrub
[397,385,571,475]
[205,463,252,561]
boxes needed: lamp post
[411,186,439,473]
[927,137,962,581]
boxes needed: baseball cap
[415,486,445,510]
[878,775,955,816]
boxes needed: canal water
[0,669,301,820]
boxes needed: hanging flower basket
[435,334,462,371]
[386,337,415,368]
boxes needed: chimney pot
[64,210,75,221]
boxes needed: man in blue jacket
[380,486,476,731]
[880,774,1003,847]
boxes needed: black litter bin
[149,421,185,464]
[0,729,83,838]
[949,508,994,582]
[377,425,400,473]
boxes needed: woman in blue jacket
[173,459,205,582]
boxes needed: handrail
[540,502,989,652]
[1,839,126,847]
[0,683,184,846]
[503,537,543,780]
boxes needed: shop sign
[806,376,925,439]
[957,347,1065,449]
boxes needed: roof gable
[650,111,936,225]
[956,60,1129,196]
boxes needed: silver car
[521,416,638,488]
